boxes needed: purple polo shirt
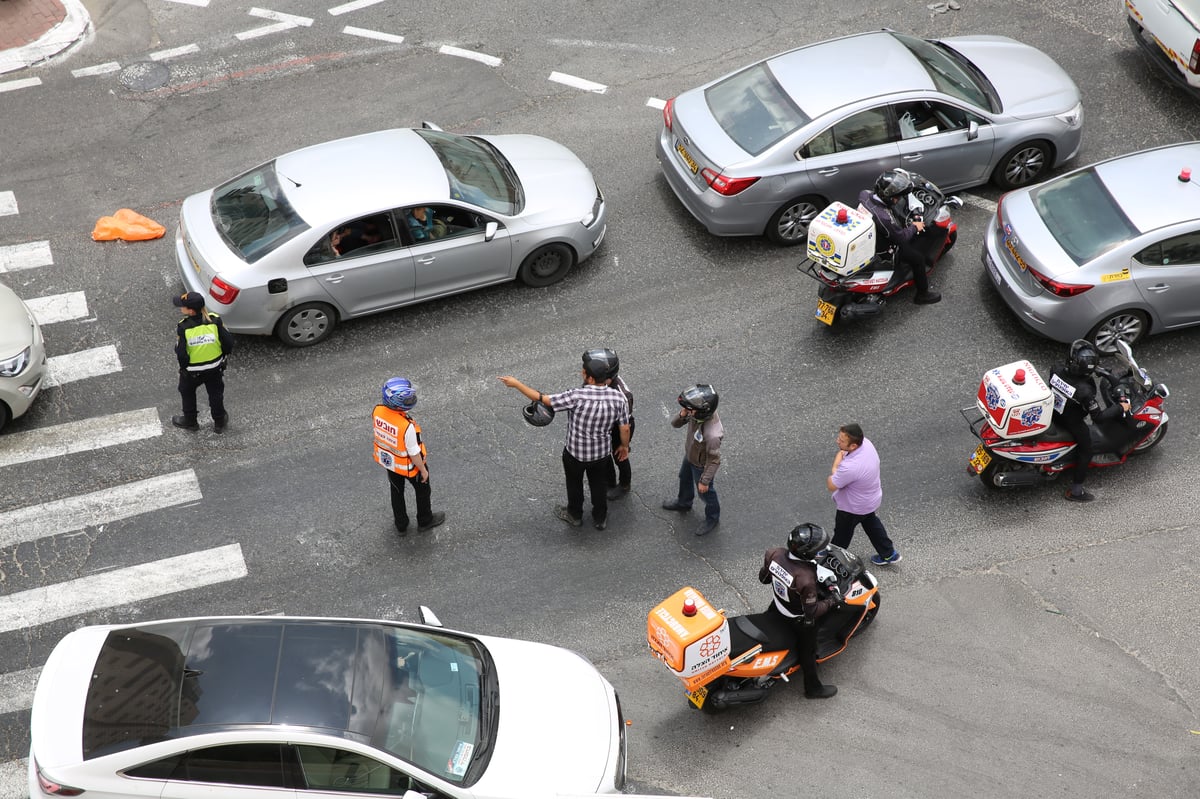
[830,436,883,514]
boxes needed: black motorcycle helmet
[522,401,555,427]
[1066,338,1100,377]
[874,169,913,204]
[787,523,832,560]
[678,384,719,420]
[582,348,619,383]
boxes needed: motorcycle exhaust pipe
[993,470,1045,488]
[838,301,884,320]
[709,686,770,708]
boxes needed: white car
[1126,0,1200,94]
[29,613,629,799]
[0,281,47,432]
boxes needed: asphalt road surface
[1,0,1198,797]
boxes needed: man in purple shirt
[826,423,902,566]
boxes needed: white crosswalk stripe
[0,191,16,216]
[0,470,201,549]
[0,242,52,273]
[0,759,25,799]
[0,408,161,469]
[0,667,39,716]
[0,543,248,634]
[43,345,122,387]
[22,292,89,325]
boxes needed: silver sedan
[176,125,607,346]
[984,141,1200,351]
[656,30,1083,245]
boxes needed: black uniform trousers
[562,448,609,524]
[387,470,434,531]
[178,368,227,421]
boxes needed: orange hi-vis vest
[372,405,426,477]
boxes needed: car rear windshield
[415,129,522,216]
[704,63,810,156]
[210,161,309,263]
[893,33,998,113]
[83,621,497,785]
[1031,169,1139,265]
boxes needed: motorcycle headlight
[1055,102,1083,129]
[0,346,31,377]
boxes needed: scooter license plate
[970,444,992,473]
[815,299,837,326]
[686,685,708,709]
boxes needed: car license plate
[985,253,1001,286]
[675,140,699,174]
[815,299,837,326]
[686,685,708,709]
[969,443,992,473]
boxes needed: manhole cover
[119,61,170,91]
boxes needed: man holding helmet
[662,384,723,536]
[758,523,839,699]
[1049,339,1132,502]
[373,377,445,535]
[858,169,941,305]
[499,349,630,530]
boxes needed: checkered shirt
[549,385,630,462]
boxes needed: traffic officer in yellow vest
[173,292,232,432]
[373,377,446,536]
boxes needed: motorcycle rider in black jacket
[759,523,838,699]
[858,169,941,305]
[1050,339,1132,503]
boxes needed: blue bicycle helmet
[382,377,417,410]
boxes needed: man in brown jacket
[662,384,723,536]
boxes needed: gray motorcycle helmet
[523,400,555,427]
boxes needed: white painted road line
[71,61,121,77]
[960,193,997,214]
[23,292,89,325]
[0,758,26,799]
[646,97,666,110]
[329,0,388,15]
[0,191,16,216]
[438,45,501,67]
[0,667,40,716]
[343,27,404,44]
[163,0,210,6]
[236,21,298,40]
[0,241,52,273]
[548,71,607,93]
[0,407,162,469]
[0,77,41,94]
[547,38,676,54]
[0,470,201,550]
[150,43,201,61]
[0,544,249,633]
[44,345,123,388]
[248,7,313,26]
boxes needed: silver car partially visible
[983,141,1200,350]
[0,281,47,432]
[656,30,1083,245]
[176,125,607,347]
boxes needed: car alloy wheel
[995,141,1051,190]
[1089,310,1147,353]
[767,196,823,246]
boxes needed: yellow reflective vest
[373,405,426,477]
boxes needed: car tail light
[699,169,760,196]
[1028,265,1093,297]
[1190,39,1200,73]
[35,761,84,796]
[663,97,674,131]
[209,276,240,305]
[995,192,1007,226]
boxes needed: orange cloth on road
[92,209,166,241]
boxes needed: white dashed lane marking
[438,45,501,67]
[0,77,40,93]
[549,71,607,93]
[329,0,388,14]
[343,27,404,44]
[150,43,201,61]
[0,191,16,216]
[71,61,121,77]
[248,7,314,26]
[646,97,666,110]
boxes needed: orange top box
[647,587,731,681]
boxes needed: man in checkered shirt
[499,349,631,530]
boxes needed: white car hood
[470,634,615,798]
[480,134,597,226]
[944,35,1080,118]
[0,285,36,357]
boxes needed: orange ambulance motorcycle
[647,545,881,713]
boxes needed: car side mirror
[419,606,443,627]
[484,221,498,242]
[966,120,979,141]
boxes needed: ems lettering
[374,418,398,436]
[187,333,217,345]
[768,560,794,585]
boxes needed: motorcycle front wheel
[1131,420,1168,453]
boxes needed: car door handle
[1146,284,1170,293]
[417,256,436,264]
[817,167,839,176]
[324,274,345,284]
[901,153,923,161]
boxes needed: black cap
[172,292,205,310]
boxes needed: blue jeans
[677,460,720,522]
